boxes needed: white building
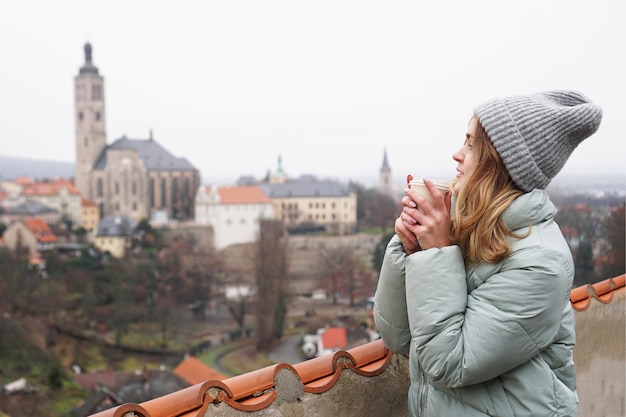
[20,179,82,225]
[195,185,274,250]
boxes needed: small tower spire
[79,42,99,75]
[379,147,392,195]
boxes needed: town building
[93,215,137,258]
[235,157,358,236]
[195,185,274,250]
[3,217,58,254]
[20,179,82,225]
[80,197,100,233]
[257,174,357,236]
[74,43,200,223]
[0,200,60,226]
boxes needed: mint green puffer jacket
[374,190,577,417]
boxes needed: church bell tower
[379,147,392,195]
[75,42,107,199]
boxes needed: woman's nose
[452,147,463,162]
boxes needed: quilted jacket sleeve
[373,235,412,355]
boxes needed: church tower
[75,42,107,200]
[379,148,392,195]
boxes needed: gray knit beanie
[474,90,602,192]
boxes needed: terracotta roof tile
[570,274,625,311]
[87,339,391,417]
[86,276,624,417]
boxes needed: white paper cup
[408,177,449,205]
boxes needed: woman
[374,91,602,417]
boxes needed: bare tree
[319,245,375,306]
[223,275,254,336]
[600,204,625,278]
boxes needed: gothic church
[74,43,200,222]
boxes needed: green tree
[255,220,289,351]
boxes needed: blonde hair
[450,118,525,267]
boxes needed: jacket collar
[502,189,556,230]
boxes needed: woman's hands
[395,177,452,254]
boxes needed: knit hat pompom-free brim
[474,90,603,192]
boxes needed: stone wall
[574,289,625,417]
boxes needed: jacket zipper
[419,368,427,416]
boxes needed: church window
[97,179,103,197]
[132,202,137,211]
[132,181,136,195]
[161,179,167,207]
[78,111,84,121]
[149,178,155,207]
[171,178,178,207]
[115,182,119,195]
[95,112,101,122]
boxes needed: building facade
[20,179,82,225]
[93,215,137,258]
[195,185,274,250]
[3,218,58,254]
[258,175,357,235]
[81,197,100,233]
[0,200,61,226]
[74,43,200,223]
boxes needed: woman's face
[452,117,478,194]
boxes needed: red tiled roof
[23,217,58,243]
[201,185,271,205]
[173,356,227,385]
[14,176,35,186]
[82,197,98,207]
[320,327,348,350]
[21,179,79,196]
[87,275,625,417]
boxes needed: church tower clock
[75,42,107,200]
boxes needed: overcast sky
[0,0,624,187]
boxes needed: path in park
[269,334,304,365]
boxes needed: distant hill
[0,154,74,180]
